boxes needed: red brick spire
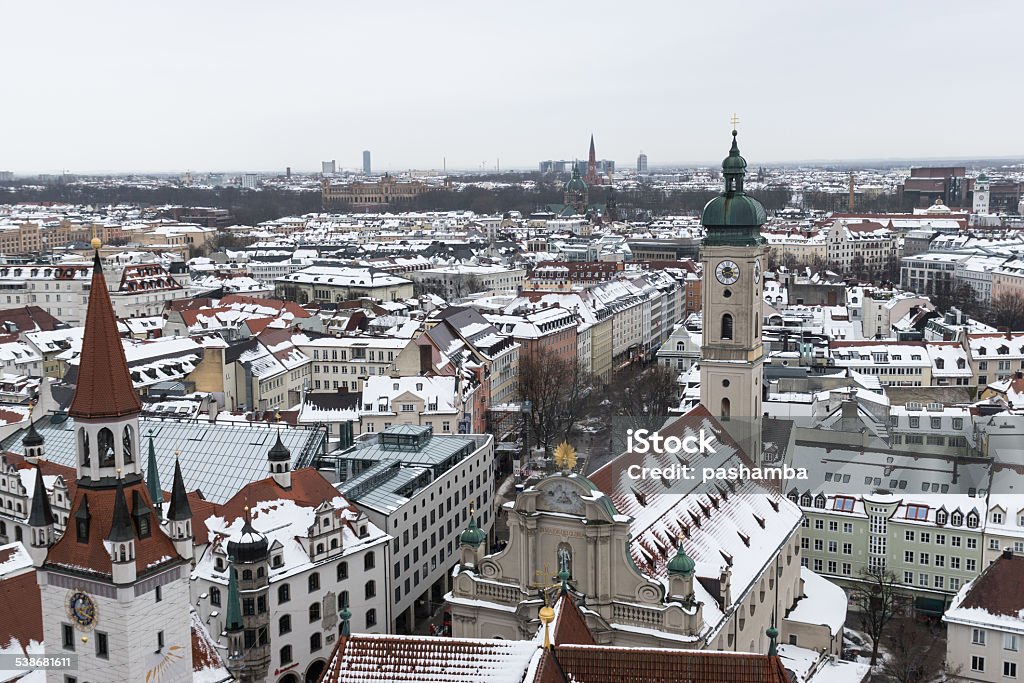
[68,251,141,419]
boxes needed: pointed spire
[166,454,192,522]
[146,432,162,511]
[27,464,54,527]
[106,477,135,543]
[68,248,141,419]
[224,565,243,632]
[459,508,486,547]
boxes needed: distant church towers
[699,126,767,459]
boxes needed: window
[973,628,987,645]
[906,504,929,521]
[155,585,162,603]
[904,571,914,584]
[210,587,221,607]
[338,562,348,581]
[1004,661,1017,678]
[843,522,853,533]
[367,608,377,628]
[905,531,915,542]
[721,313,734,340]
[365,580,376,599]
[310,633,322,652]
[96,632,108,658]
[279,584,290,603]
[280,645,293,665]
[920,553,929,565]
[972,656,985,672]
[280,615,291,635]
[815,519,824,530]
[157,631,164,652]
[309,572,320,592]
[1005,634,1019,652]
[364,553,375,571]
[62,623,75,650]
[905,551,914,563]
[309,603,321,623]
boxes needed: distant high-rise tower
[637,152,648,174]
[322,160,336,175]
[585,134,598,184]
[848,173,855,212]
[362,150,371,175]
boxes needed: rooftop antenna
[848,173,856,213]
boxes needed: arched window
[337,562,348,582]
[278,584,290,604]
[279,614,291,635]
[98,428,115,467]
[15,527,23,542]
[721,314,734,341]
[210,587,221,607]
[122,425,134,464]
[365,580,376,599]
[280,645,293,665]
[79,428,91,466]
[309,602,321,623]
[721,398,731,419]
[308,572,320,593]
[310,632,322,652]
[242,569,253,581]
[364,552,375,571]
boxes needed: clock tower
[699,128,767,458]
[36,244,192,682]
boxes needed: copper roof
[68,253,142,419]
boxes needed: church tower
[36,243,192,682]
[973,173,990,214]
[585,134,598,184]
[564,165,589,216]
[699,127,767,458]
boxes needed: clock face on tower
[715,260,740,285]
[753,259,762,284]
[67,590,98,630]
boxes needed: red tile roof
[0,547,43,656]
[46,477,181,578]
[552,593,595,646]
[68,253,142,419]
[215,468,344,522]
[534,645,791,683]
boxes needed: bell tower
[699,123,767,458]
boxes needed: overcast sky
[3,1,1021,174]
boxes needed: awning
[914,596,946,616]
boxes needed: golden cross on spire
[730,113,740,130]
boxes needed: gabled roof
[0,544,42,658]
[68,252,141,419]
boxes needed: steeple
[701,128,767,247]
[22,407,45,462]
[339,594,351,639]
[766,625,779,657]
[167,456,192,521]
[586,134,597,184]
[667,538,696,603]
[106,477,137,584]
[27,464,55,567]
[146,432,161,513]
[69,249,141,420]
[69,243,143,484]
[166,455,194,561]
[268,430,292,489]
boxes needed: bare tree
[880,617,960,683]
[850,565,901,666]
[519,353,593,455]
[610,364,681,437]
[992,292,1024,331]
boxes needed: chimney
[419,344,433,374]
[1003,547,1014,560]
[841,399,858,419]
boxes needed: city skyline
[2,0,1022,174]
